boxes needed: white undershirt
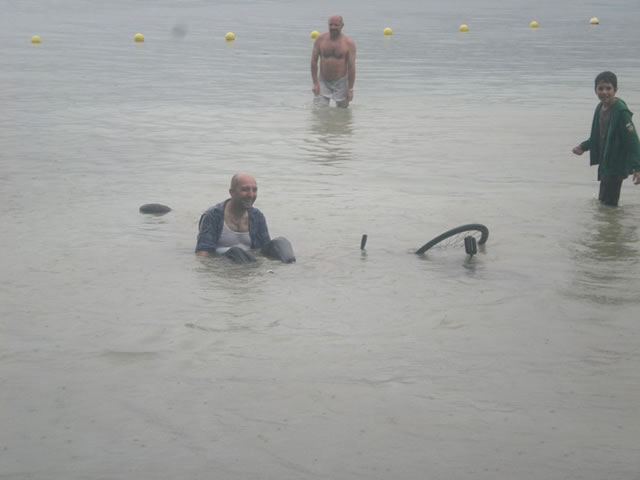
[215,221,251,254]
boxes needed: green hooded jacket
[579,98,640,177]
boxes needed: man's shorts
[314,75,349,107]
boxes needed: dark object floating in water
[262,237,296,264]
[464,235,478,256]
[416,224,489,255]
[360,234,368,250]
[222,237,296,265]
[224,247,257,264]
[139,203,172,215]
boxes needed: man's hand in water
[572,146,584,155]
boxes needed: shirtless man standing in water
[311,14,356,108]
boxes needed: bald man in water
[195,173,270,257]
[311,14,356,108]
[196,173,296,263]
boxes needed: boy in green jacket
[572,71,640,206]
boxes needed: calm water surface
[1,0,640,478]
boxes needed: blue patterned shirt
[196,200,271,253]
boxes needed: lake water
[2,0,640,478]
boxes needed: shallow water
[2,0,640,478]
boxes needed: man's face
[230,176,258,210]
[328,17,343,37]
[596,81,617,108]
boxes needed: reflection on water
[193,254,289,301]
[194,255,265,284]
[301,107,354,165]
[570,204,639,304]
[191,256,278,331]
[581,206,639,261]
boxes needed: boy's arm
[579,139,591,152]
[576,105,602,154]
[619,110,640,172]
[573,137,591,155]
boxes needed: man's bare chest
[320,41,347,59]
[225,211,249,232]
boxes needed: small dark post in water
[464,236,478,256]
[360,234,368,250]
[139,203,172,215]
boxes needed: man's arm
[347,38,356,101]
[195,212,219,256]
[311,39,321,94]
[250,209,271,249]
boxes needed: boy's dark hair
[595,71,617,89]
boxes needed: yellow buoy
[310,30,319,39]
[225,32,235,41]
[529,21,539,28]
[31,35,41,44]
[459,24,469,32]
[589,17,599,25]
[134,33,144,42]
[383,27,393,36]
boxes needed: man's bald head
[328,15,344,37]
[228,173,258,211]
[230,172,256,191]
